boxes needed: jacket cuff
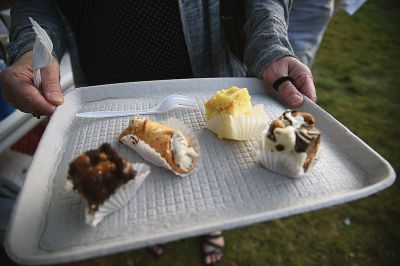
[7,31,36,64]
[7,32,61,65]
[251,44,297,79]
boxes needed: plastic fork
[29,17,53,89]
[75,94,197,118]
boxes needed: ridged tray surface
[5,78,395,265]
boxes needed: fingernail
[288,93,303,106]
[48,92,63,102]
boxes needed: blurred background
[1,0,399,265]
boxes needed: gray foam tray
[5,78,396,265]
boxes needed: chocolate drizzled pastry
[68,143,136,213]
[265,110,321,173]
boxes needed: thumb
[40,56,64,105]
[275,79,304,107]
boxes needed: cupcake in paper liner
[257,110,321,178]
[119,117,200,176]
[204,86,268,140]
[66,143,151,227]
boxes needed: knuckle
[305,71,313,80]
[42,81,62,99]
[297,72,313,84]
[43,78,60,89]
[21,90,41,106]
[9,65,33,82]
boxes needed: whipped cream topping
[283,111,306,128]
[273,126,296,149]
[171,131,199,171]
[264,126,306,169]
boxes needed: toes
[215,253,223,263]
[154,246,162,256]
[205,255,212,265]
[212,254,218,264]
[203,233,224,265]
[148,244,165,257]
[155,245,164,256]
[205,253,223,265]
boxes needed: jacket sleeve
[7,0,67,64]
[244,0,296,78]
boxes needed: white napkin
[29,17,53,89]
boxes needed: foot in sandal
[203,231,224,265]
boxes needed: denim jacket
[7,0,294,86]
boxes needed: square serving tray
[5,78,395,265]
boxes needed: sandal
[147,244,165,258]
[203,232,224,266]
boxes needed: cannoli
[119,117,199,174]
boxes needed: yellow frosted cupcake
[204,86,268,140]
[205,86,252,119]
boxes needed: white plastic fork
[75,94,197,118]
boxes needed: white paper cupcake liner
[66,163,151,227]
[119,117,201,177]
[205,104,268,140]
[257,149,306,178]
[256,134,321,178]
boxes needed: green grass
[65,1,400,265]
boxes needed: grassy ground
[62,1,399,265]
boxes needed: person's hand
[262,56,317,107]
[0,50,63,117]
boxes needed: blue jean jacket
[7,0,295,86]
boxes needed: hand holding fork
[0,18,62,117]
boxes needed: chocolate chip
[276,144,285,151]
